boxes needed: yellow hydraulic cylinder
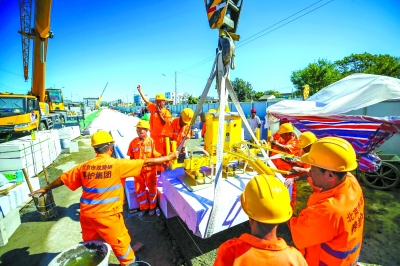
[255,128,260,141]
[171,141,177,152]
[254,158,276,176]
[165,137,171,155]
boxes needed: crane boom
[18,0,32,81]
[95,82,108,110]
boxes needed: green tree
[264,90,284,98]
[253,91,265,100]
[290,53,400,97]
[230,78,254,102]
[335,53,400,78]
[290,58,341,97]
[188,95,199,104]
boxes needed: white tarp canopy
[267,74,400,116]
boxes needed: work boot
[148,208,155,216]
[138,209,148,217]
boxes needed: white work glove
[284,178,295,188]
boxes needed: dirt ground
[0,136,399,266]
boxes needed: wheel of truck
[360,162,400,190]
[38,122,47,131]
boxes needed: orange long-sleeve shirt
[147,102,171,137]
[61,154,144,218]
[213,233,307,266]
[290,173,364,266]
[127,136,161,172]
[162,117,191,147]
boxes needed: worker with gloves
[269,122,300,210]
[285,131,321,193]
[137,85,172,156]
[29,131,178,266]
[213,174,307,266]
[127,120,161,217]
[162,108,194,154]
[289,137,364,266]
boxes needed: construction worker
[213,174,307,266]
[137,85,172,156]
[249,108,261,133]
[162,108,194,153]
[285,131,321,193]
[289,137,364,266]
[127,120,161,216]
[29,131,178,266]
[268,122,300,210]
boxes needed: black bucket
[33,190,58,221]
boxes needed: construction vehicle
[95,82,108,110]
[45,88,68,123]
[0,0,62,139]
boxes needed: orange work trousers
[135,169,158,210]
[80,213,135,266]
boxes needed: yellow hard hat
[301,137,358,172]
[155,94,167,101]
[241,174,292,224]
[297,131,318,148]
[277,123,294,134]
[91,131,114,147]
[136,120,150,130]
[181,108,194,124]
[208,109,217,113]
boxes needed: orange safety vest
[162,118,191,147]
[147,103,172,137]
[290,173,364,266]
[127,136,161,171]
[61,154,144,218]
[213,233,308,266]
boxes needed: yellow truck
[0,93,58,138]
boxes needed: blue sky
[1,0,399,103]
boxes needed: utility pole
[175,71,178,105]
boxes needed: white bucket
[48,241,111,266]
[60,139,71,149]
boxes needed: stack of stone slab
[0,130,63,246]
[57,126,81,143]
[0,130,61,179]
[0,130,61,214]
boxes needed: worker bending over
[127,120,162,217]
[162,108,194,154]
[269,122,300,210]
[213,174,307,266]
[285,131,321,193]
[290,137,364,266]
[137,85,172,156]
[30,131,178,266]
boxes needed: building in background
[165,92,190,104]
[83,97,98,110]
[133,94,147,106]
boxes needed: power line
[179,0,334,74]
[0,67,25,78]
[237,0,335,48]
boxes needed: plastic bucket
[33,190,58,221]
[60,139,71,149]
[48,241,111,266]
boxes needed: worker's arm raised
[143,152,178,166]
[137,85,150,104]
